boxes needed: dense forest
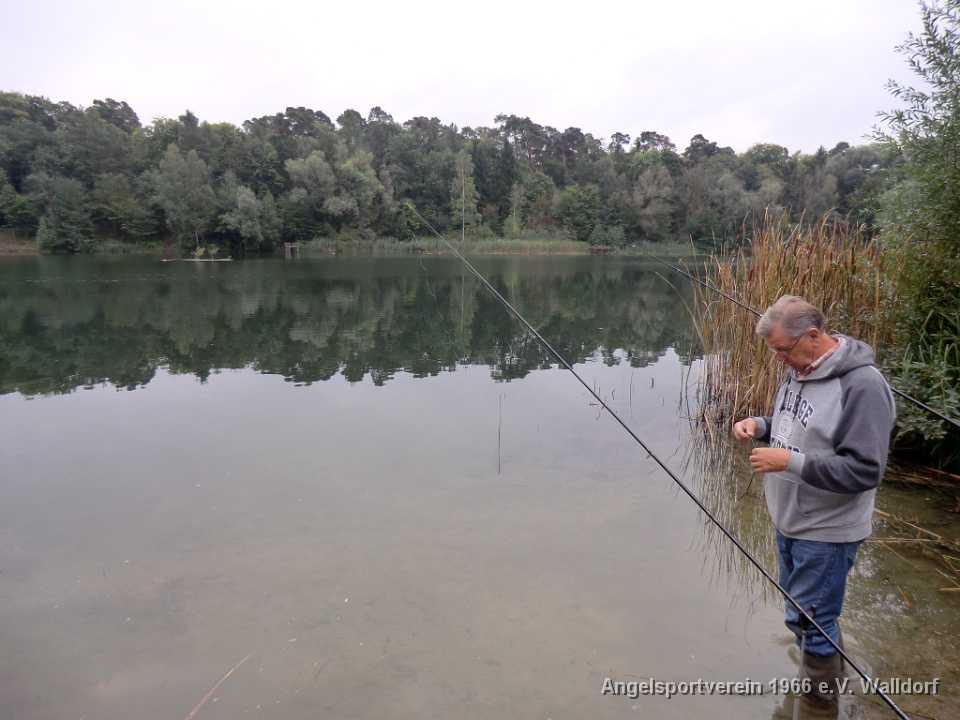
[0,92,902,252]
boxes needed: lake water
[0,255,955,720]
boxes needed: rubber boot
[788,625,845,670]
[800,651,844,715]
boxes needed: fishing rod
[408,206,911,720]
[651,256,960,432]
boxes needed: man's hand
[750,448,791,473]
[732,417,758,443]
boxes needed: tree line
[0,92,902,252]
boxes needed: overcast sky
[1,0,924,153]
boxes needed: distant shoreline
[0,231,38,256]
[0,234,699,259]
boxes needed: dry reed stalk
[874,509,960,553]
[886,462,960,489]
[871,508,960,584]
[866,537,938,543]
[691,210,897,425]
[182,652,253,720]
[917,466,960,482]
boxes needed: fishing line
[407,205,910,720]
[652,256,960,432]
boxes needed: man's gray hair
[755,295,826,338]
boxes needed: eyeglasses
[768,334,804,356]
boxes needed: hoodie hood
[793,333,877,382]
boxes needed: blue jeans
[776,531,861,657]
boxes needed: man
[732,295,896,711]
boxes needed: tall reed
[693,211,898,425]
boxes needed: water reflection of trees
[0,257,700,395]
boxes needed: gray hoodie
[751,334,896,542]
